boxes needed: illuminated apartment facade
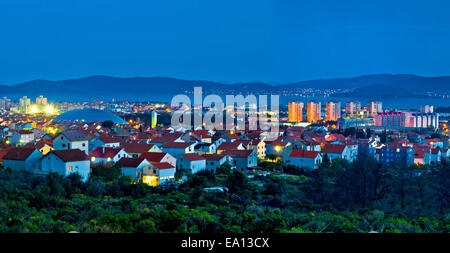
[345,101,361,118]
[367,101,382,117]
[307,102,321,122]
[325,102,341,121]
[288,102,303,122]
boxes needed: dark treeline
[0,157,449,233]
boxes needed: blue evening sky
[0,0,449,85]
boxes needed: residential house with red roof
[89,136,121,150]
[203,153,231,172]
[117,157,151,180]
[140,152,176,168]
[161,141,195,160]
[0,147,12,165]
[143,162,176,186]
[223,150,257,170]
[122,142,161,158]
[221,132,240,142]
[321,143,353,162]
[216,141,245,154]
[191,130,212,143]
[10,130,34,146]
[90,147,129,165]
[247,140,266,159]
[194,142,217,154]
[2,147,43,172]
[40,149,90,181]
[430,148,441,164]
[178,153,206,174]
[24,140,54,155]
[53,130,89,155]
[149,132,184,146]
[284,150,322,169]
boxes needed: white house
[90,147,129,165]
[89,136,121,150]
[178,153,206,174]
[223,150,258,170]
[161,141,195,160]
[143,162,176,186]
[284,150,322,169]
[40,149,90,181]
[194,142,217,154]
[431,148,441,164]
[202,154,231,172]
[2,147,43,172]
[321,144,352,162]
[53,130,89,155]
[247,140,266,159]
[122,142,162,158]
[117,157,151,180]
[139,152,177,168]
[10,130,34,146]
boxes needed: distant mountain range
[0,74,449,101]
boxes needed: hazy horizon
[2,72,450,86]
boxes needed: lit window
[68,166,72,171]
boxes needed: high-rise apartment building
[36,95,48,105]
[19,96,31,113]
[307,102,321,123]
[325,102,341,121]
[346,101,361,117]
[288,102,303,122]
[0,97,11,110]
[367,101,382,117]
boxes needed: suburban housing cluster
[0,96,448,186]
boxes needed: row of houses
[1,118,448,185]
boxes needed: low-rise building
[2,147,43,172]
[53,130,89,155]
[284,150,322,169]
[178,153,206,174]
[40,149,90,181]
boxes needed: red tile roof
[17,130,33,135]
[161,141,192,149]
[202,153,227,161]
[117,157,147,167]
[181,153,206,161]
[99,136,121,144]
[0,148,12,162]
[321,144,346,154]
[217,142,243,151]
[51,149,89,162]
[90,147,123,158]
[151,162,174,169]
[3,147,35,161]
[223,150,254,158]
[289,150,320,159]
[122,143,155,153]
[140,152,168,162]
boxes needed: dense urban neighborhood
[0,95,449,233]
